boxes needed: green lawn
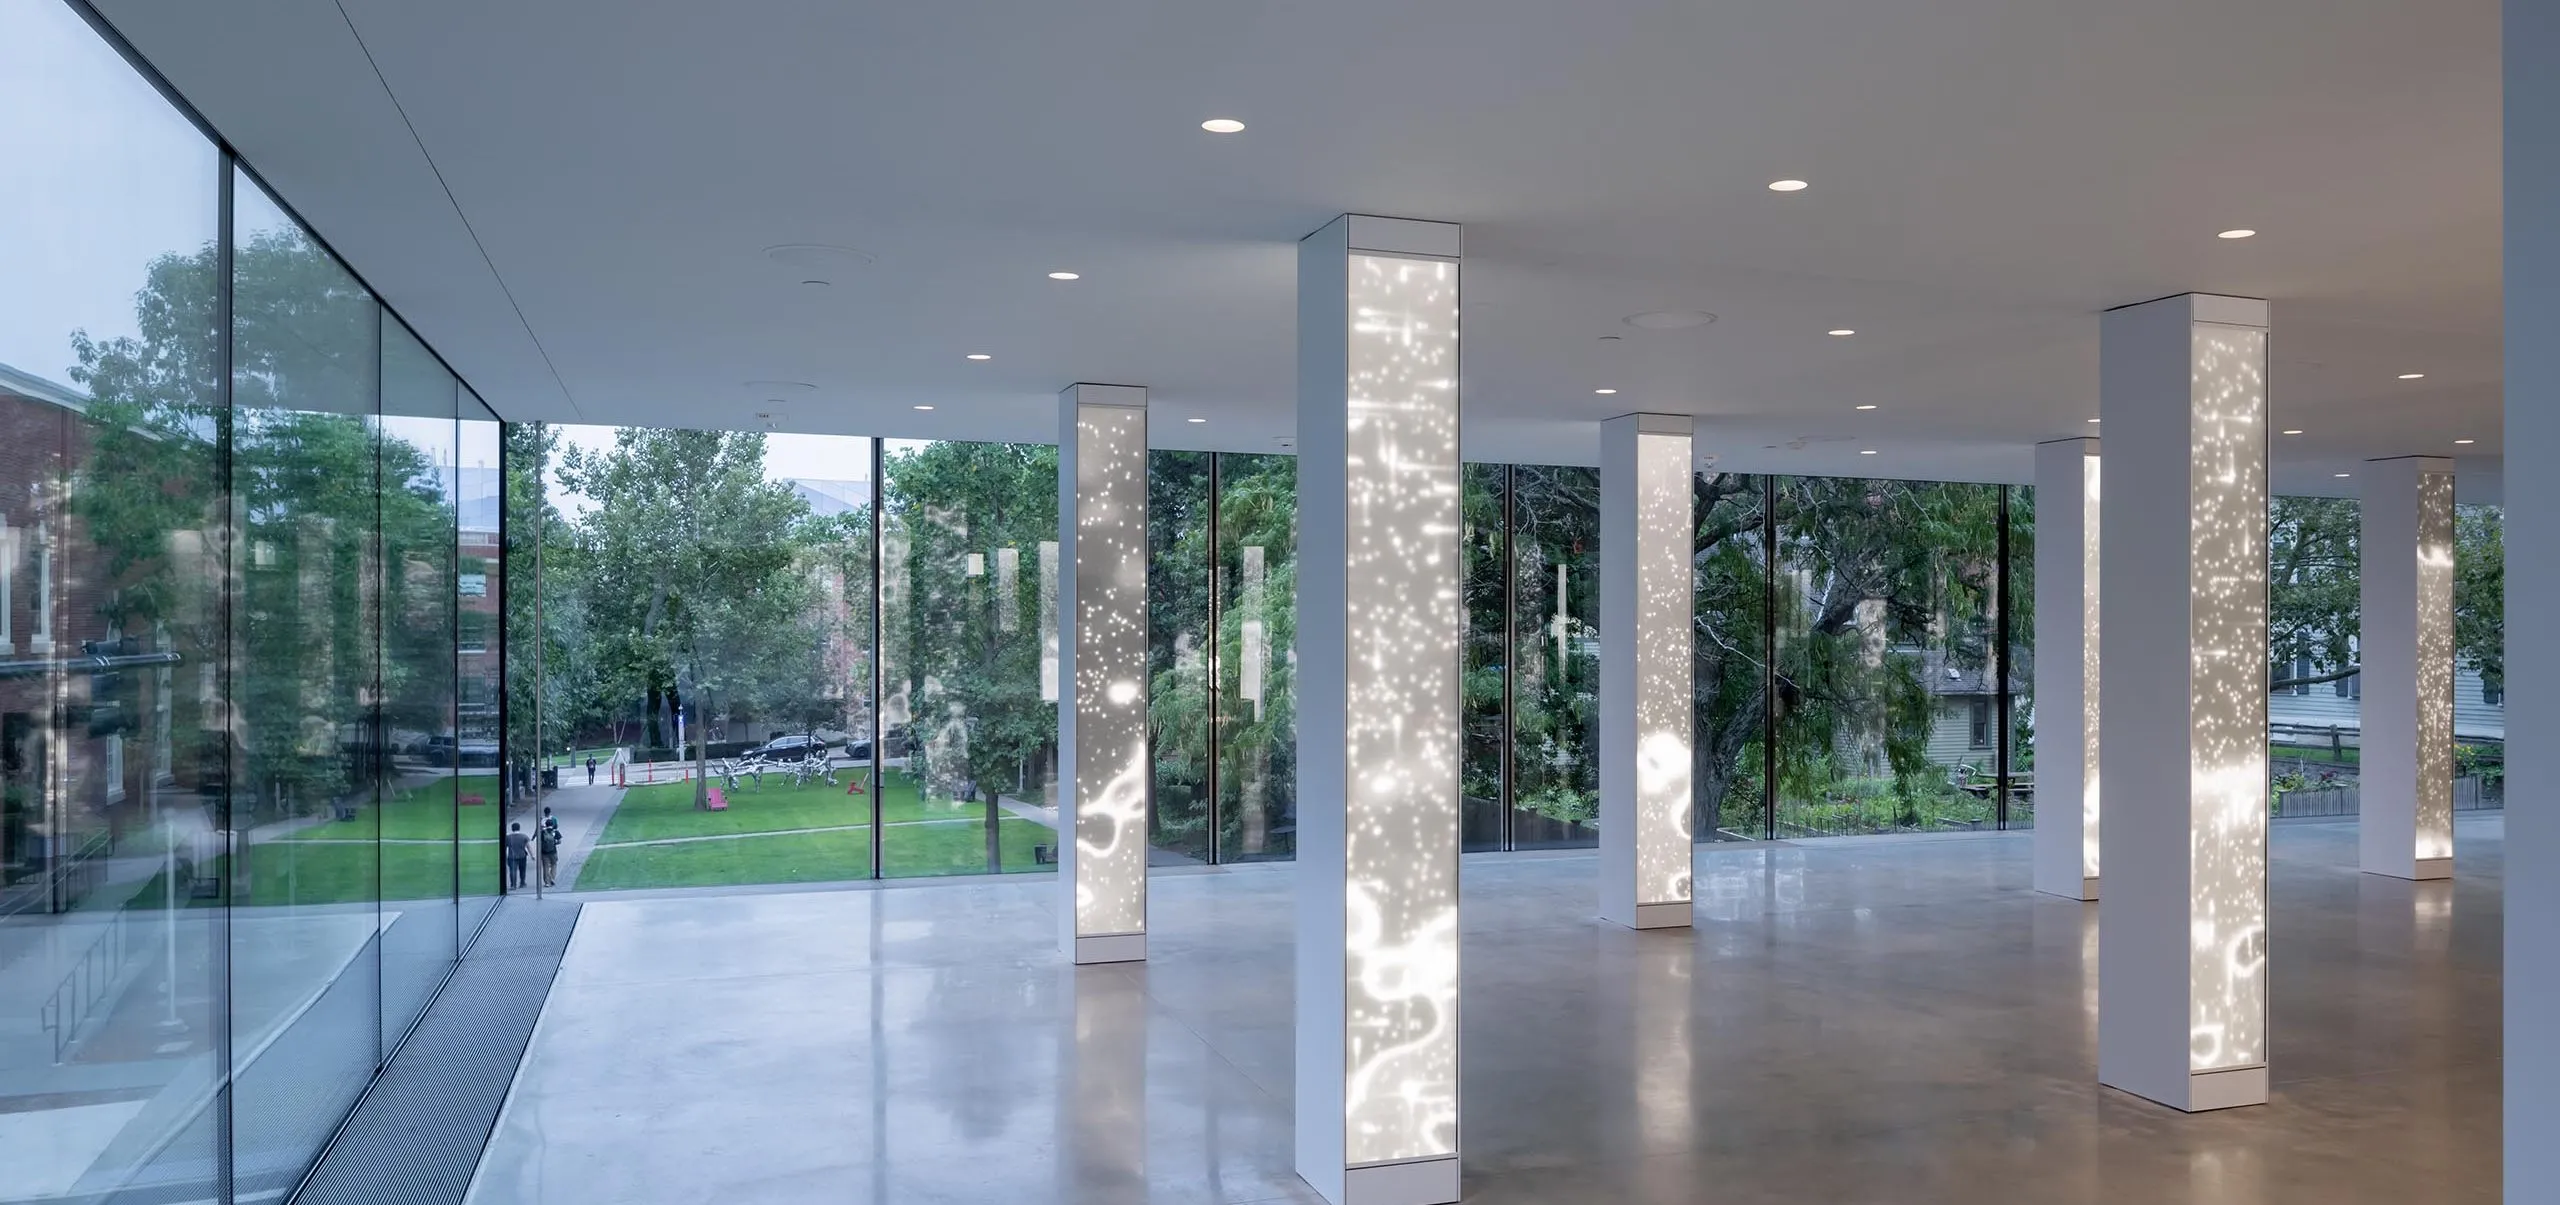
[573,817,1055,890]
[279,775,503,842]
[597,770,1013,842]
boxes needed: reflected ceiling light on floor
[913,404,935,411]
[2336,472,2352,478]
[1623,310,1716,330]
[1201,118,1245,133]
[966,353,992,361]
[2398,372,2426,379]
[1048,271,1081,281]
[1187,417,1207,423]
[2282,429,2304,435]
[1828,329,1855,337]
[1859,449,1879,455]
[2088,417,2103,424]
[2456,438,2477,445]
[2217,229,2257,239]
[1594,388,1618,395]
[1768,179,1809,192]
[1855,404,1878,410]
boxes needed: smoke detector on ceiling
[762,244,874,285]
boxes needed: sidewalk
[539,782,624,892]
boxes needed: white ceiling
[92,0,2503,495]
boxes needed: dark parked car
[750,734,826,761]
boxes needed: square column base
[2365,857,2453,882]
[1602,901,1693,930]
[2104,1065,2268,1113]
[2036,876,2100,902]
[1338,1156,1459,1205]
[1072,933,1146,965]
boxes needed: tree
[882,440,1058,866]
[555,428,830,803]
[2265,496,2504,692]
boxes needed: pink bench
[706,787,729,812]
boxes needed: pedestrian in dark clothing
[586,755,598,785]
[538,822,562,887]
[504,822,531,889]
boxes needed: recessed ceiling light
[2456,438,2477,445]
[2282,429,2304,435]
[1768,179,1809,192]
[1623,310,1717,330]
[1859,449,1879,455]
[2335,472,2351,478]
[1828,329,1856,337]
[1047,271,1080,281]
[913,404,935,411]
[1855,404,1878,411]
[2398,372,2425,379]
[1594,388,1618,395]
[1187,417,1207,424]
[966,353,992,361]
[2217,229,2257,240]
[1200,118,1245,133]
[2086,418,2102,424]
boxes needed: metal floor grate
[292,897,580,1205]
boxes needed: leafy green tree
[555,428,830,801]
[2455,504,2503,695]
[2266,496,2503,691]
[882,441,1059,864]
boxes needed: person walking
[538,819,562,887]
[586,754,597,786]
[504,822,531,889]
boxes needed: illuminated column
[1600,413,1693,929]
[1294,214,1462,1205]
[2358,456,2456,882]
[2510,6,2560,1189]
[2032,437,2101,901]
[2096,293,2269,1112]
[1057,383,1149,964]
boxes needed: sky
[544,424,875,521]
[0,0,221,386]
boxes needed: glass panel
[1508,465,1600,849]
[537,426,877,892]
[2004,485,2035,829]
[374,316,457,1041]
[1146,450,1211,863]
[1460,463,1506,852]
[2454,502,2504,812]
[500,421,550,875]
[1772,477,2003,837]
[228,171,385,1195]
[1693,472,1769,841]
[458,392,503,927]
[880,439,1058,877]
[2267,496,2361,816]
[0,4,227,1196]
[1214,452,1296,862]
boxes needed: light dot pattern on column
[2415,468,2456,863]
[1633,429,1694,905]
[1340,252,1460,1166]
[2187,321,2269,1074]
[1072,403,1149,938]
[2081,453,2103,880]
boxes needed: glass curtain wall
[1147,451,1213,862]
[1692,472,1771,841]
[2004,485,2036,828]
[880,439,1057,877]
[0,6,498,1199]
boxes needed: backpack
[539,826,561,854]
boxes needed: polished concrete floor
[464,817,2501,1204]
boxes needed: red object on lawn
[459,794,486,806]
[846,775,867,796]
[707,787,729,812]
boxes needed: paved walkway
[537,783,625,893]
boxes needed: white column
[2507,3,2559,1188]
[1294,214,1462,1205]
[2033,437,2101,901]
[1057,383,1149,964]
[1600,413,1693,929]
[2096,292,2270,1113]
[2358,456,2456,882]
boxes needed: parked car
[750,734,827,761]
